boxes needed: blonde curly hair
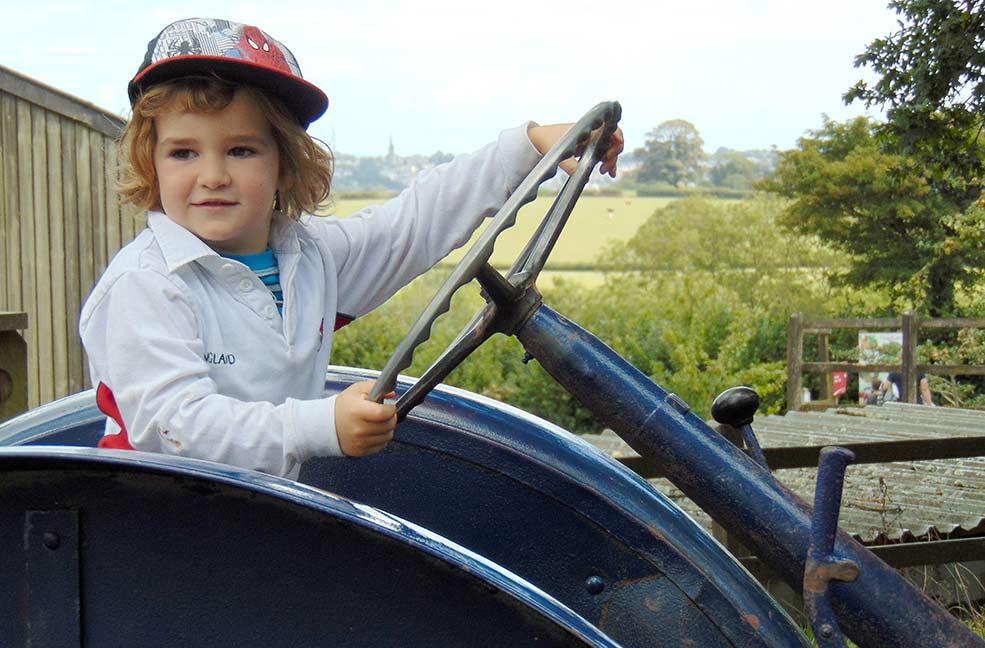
[118,76,333,220]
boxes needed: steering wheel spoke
[368,102,622,411]
[509,128,610,285]
[393,301,500,418]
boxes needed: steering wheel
[368,102,622,419]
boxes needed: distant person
[865,377,882,405]
[883,372,935,406]
[918,373,936,406]
[77,17,624,479]
[877,376,900,405]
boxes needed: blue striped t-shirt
[224,249,284,314]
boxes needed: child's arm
[323,124,541,319]
[80,268,344,477]
[323,121,624,323]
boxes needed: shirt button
[239,278,253,292]
[263,304,277,318]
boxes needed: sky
[4,0,902,158]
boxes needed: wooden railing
[786,311,985,412]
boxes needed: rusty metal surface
[585,402,985,543]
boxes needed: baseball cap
[128,18,328,127]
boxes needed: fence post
[902,310,919,404]
[818,331,832,401]
[787,313,804,412]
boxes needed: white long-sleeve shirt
[79,124,541,478]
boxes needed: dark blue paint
[306,369,809,648]
[518,304,982,648]
[24,509,80,647]
[0,390,105,447]
[805,447,859,648]
[0,371,809,647]
[0,447,620,647]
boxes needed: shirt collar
[148,210,300,273]
[148,211,217,272]
[268,211,301,255]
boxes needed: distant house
[332,142,635,195]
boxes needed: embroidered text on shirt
[204,352,237,365]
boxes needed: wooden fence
[0,64,141,411]
[786,311,985,412]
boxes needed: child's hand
[335,381,398,456]
[528,123,625,177]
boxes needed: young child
[80,17,623,479]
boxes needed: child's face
[153,89,280,255]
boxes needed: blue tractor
[0,103,979,647]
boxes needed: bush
[332,269,811,433]
[331,195,916,434]
[330,272,602,433]
[634,184,750,200]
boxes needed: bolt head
[585,576,605,595]
[42,532,60,550]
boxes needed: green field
[328,195,674,270]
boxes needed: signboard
[858,331,902,404]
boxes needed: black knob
[711,386,760,427]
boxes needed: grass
[958,607,985,639]
[327,194,676,273]
[968,611,985,638]
[536,270,609,289]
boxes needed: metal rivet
[819,624,834,639]
[666,393,691,416]
[585,575,605,595]
[42,532,60,550]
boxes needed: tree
[634,119,706,186]
[429,151,454,165]
[762,117,985,316]
[708,149,763,191]
[592,196,841,416]
[844,0,985,208]
[605,195,834,296]
[764,1,985,316]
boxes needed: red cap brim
[129,55,328,127]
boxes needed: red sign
[832,372,848,396]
